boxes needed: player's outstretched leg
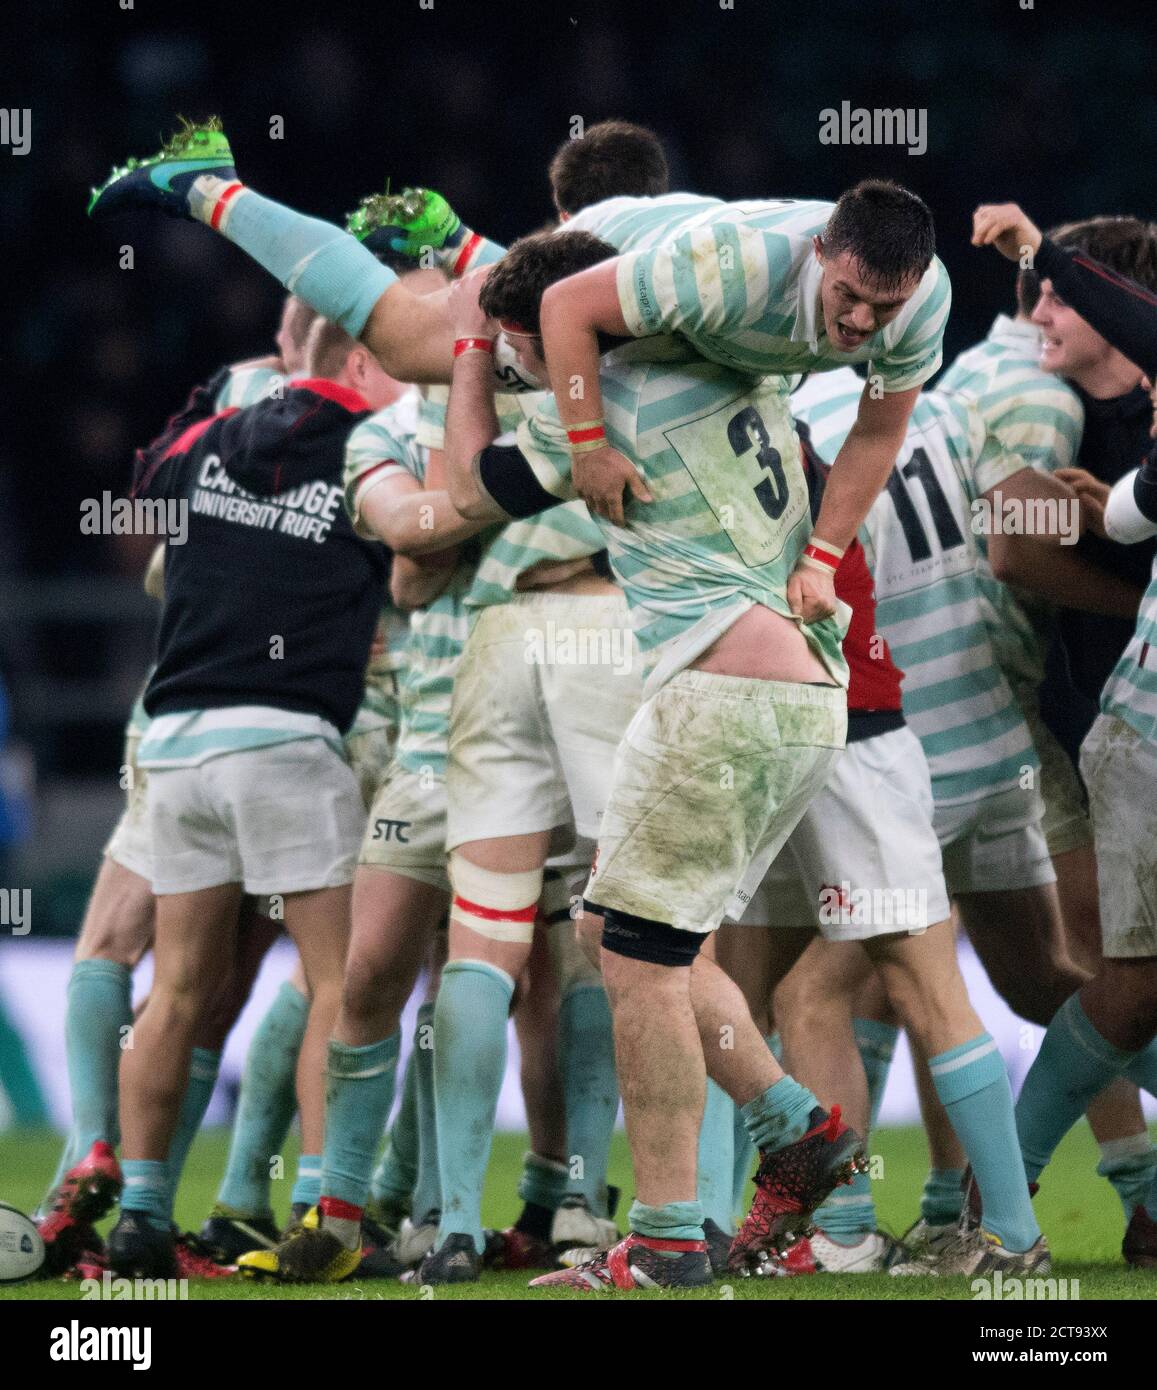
[87,119,462,383]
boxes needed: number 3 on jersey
[664,386,808,568]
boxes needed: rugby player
[786,367,1082,1272]
[36,299,326,1278]
[440,235,865,1291]
[106,320,399,1277]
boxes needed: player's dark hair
[1016,215,1157,317]
[549,120,669,216]
[479,230,618,334]
[821,179,935,294]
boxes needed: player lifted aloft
[87,121,947,627]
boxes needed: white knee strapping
[449,855,543,944]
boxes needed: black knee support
[590,902,704,967]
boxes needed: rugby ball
[0,1202,45,1282]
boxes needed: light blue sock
[732,1033,779,1213]
[814,1167,877,1244]
[202,188,396,338]
[320,1034,400,1209]
[370,1044,419,1209]
[411,1003,440,1220]
[920,1167,965,1225]
[697,1079,735,1233]
[166,1047,220,1214]
[1017,995,1139,1186]
[742,1075,820,1154]
[558,984,619,1217]
[1096,1137,1157,1222]
[65,959,132,1155]
[629,1199,705,1247]
[291,1154,322,1210]
[854,1018,899,1131]
[121,1159,170,1231]
[518,1153,569,1211]
[215,980,307,1217]
[434,961,514,1254]
[931,1033,1039,1252]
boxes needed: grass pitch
[1,1123,1153,1299]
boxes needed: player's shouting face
[813,242,925,353]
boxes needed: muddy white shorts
[585,671,846,934]
[446,592,642,854]
[358,763,450,893]
[343,685,400,812]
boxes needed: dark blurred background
[2,0,1156,919]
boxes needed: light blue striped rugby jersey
[792,367,1039,809]
[562,193,950,392]
[344,389,474,781]
[1101,546,1157,743]
[938,315,1085,689]
[415,387,606,611]
[501,349,849,698]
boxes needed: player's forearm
[981,468,1083,549]
[390,552,457,609]
[444,348,501,517]
[362,487,486,554]
[539,281,609,435]
[812,422,906,551]
[992,539,1143,618]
